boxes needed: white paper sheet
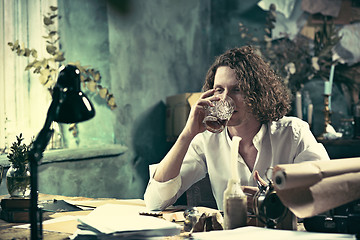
[192,226,355,240]
[69,204,181,239]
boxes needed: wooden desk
[1,194,354,240]
[0,194,102,240]
[0,194,185,240]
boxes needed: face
[213,66,253,127]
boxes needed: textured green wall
[40,0,213,198]
[34,0,265,199]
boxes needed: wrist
[179,128,197,142]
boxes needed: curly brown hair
[202,46,291,124]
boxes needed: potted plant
[6,134,32,197]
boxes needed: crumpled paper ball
[184,208,223,233]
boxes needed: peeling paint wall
[36,0,213,199]
[32,0,267,199]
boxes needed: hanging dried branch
[7,5,117,110]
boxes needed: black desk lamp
[28,65,95,239]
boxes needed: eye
[214,87,223,94]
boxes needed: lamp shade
[53,65,95,123]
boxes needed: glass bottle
[223,179,247,230]
[338,118,354,139]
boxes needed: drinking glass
[338,118,354,139]
[203,95,235,133]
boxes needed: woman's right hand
[181,89,220,139]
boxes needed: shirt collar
[225,124,267,144]
[253,123,267,147]
[225,126,232,146]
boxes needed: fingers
[242,186,258,196]
[197,89,220,108]
[184,89,220,136]
[253,170,268,187]
[241,172,269,213]
[242,186,258,213]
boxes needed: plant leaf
[54,52,65,62]
[49,31,57,37]
[99,87,108,99]
[107,95,116,109]
[93,71,101,82]
[24,48,31,57]
[80,74,86,82]
[17,49,25,56]
[31,49,38,58]
[25,61,37,71]
[87,80,97,92]
[14,40,19,48]
[33,60,43,68]
[43,17,54,26]
[39,69,50,84]
[46,45,57,55]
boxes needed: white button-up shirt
[144,116,329,210]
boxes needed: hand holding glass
[203,95,235,133]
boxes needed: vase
[6,164,31,197]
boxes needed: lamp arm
[28,87,64,240]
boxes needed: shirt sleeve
[143,165,182,211]
[293,120,330,163]
[143,135,208,211]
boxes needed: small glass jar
[338,118,354,139]
[6,164,31,197]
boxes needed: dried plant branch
[8,6,117,110]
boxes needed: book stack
[0,197,30,223]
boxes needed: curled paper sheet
[272,158,360,218]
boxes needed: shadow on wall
[107,0,132,15]
[132,101,173,194]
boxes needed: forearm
[153,131,195,182]
[153,89,215,182]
